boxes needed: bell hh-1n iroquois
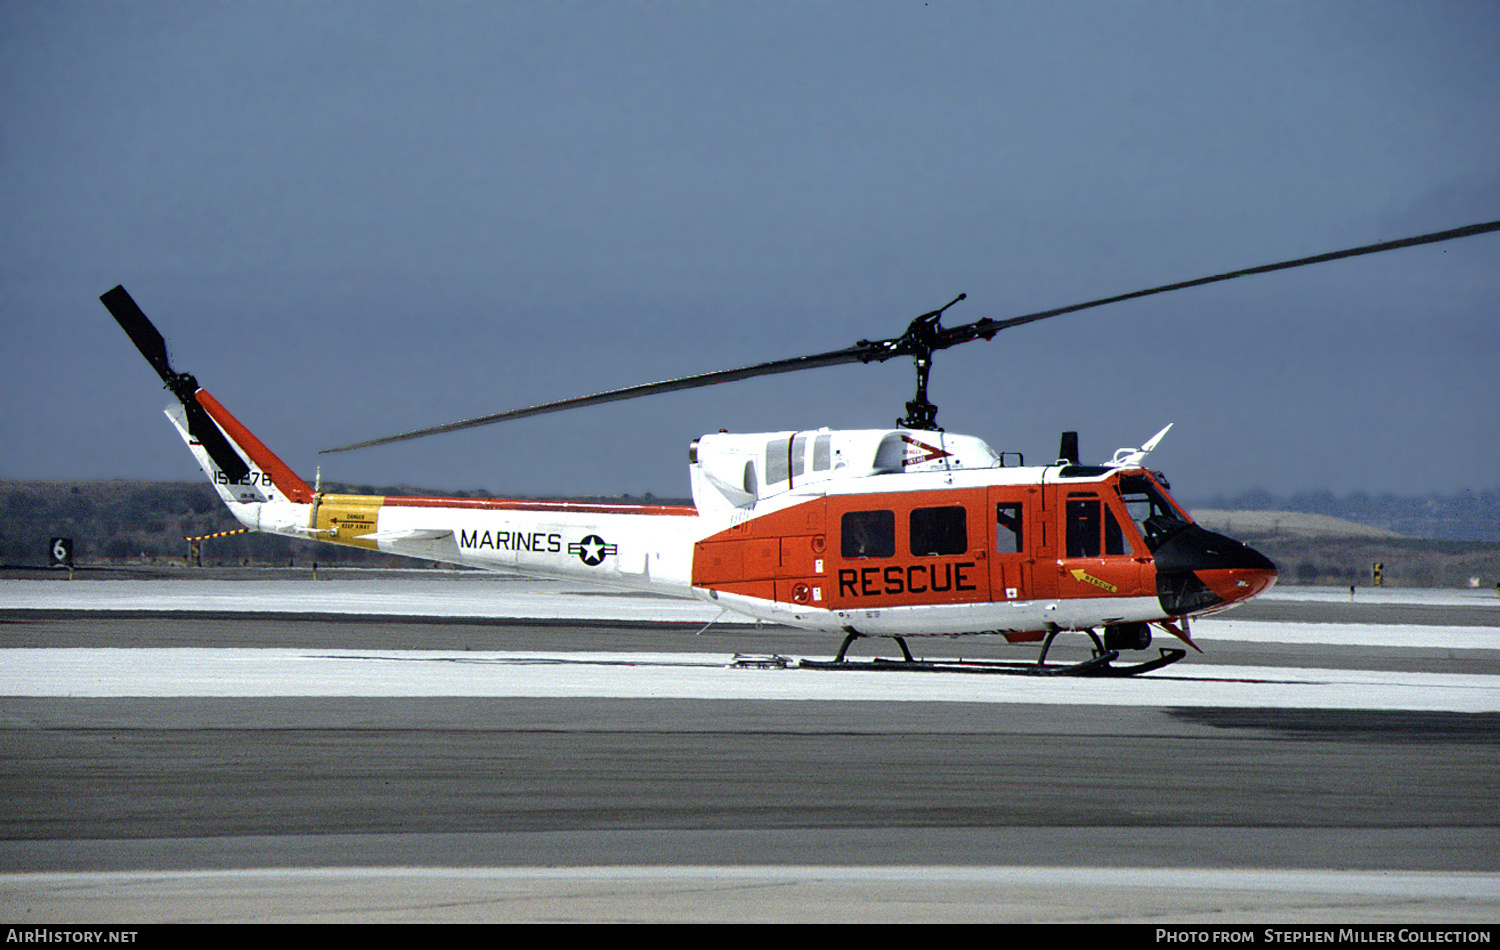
[104,220,1499,676]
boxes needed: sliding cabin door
[987,486,1034,602]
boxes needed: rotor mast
[878,292,966,430]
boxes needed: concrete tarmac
[1,583,1497,923]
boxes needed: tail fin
[165,389,313,507]
[104,285,314,512]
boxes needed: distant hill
[1184,488,1500,543]
[1190,509,1406,540]
[1187,507,1498,588]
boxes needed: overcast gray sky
[3,1,1497,501]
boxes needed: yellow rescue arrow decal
[1069,568,1118,593]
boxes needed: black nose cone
[1153,523,1275,573]
[1153,523,1277,616]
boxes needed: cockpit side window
[1068,490,1142,557]
[1065,494,1101,558]
[1116,473,1189,550]
[1104,506,1126,556]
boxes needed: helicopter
[103,219,1499,676]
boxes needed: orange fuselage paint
[691,481,1163,611]
[1194,567,1278,606]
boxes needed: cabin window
[813,434,831,471]
[910,506,967,556]
[765,435,811,485]
[996,502,1024,553]
[841,510,895,558]
[765,438,789,484]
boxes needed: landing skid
[792,630,1187,678]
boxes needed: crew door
[1054,490,1149,599]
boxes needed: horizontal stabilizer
[355,528,455,542]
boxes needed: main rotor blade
[322,218,1499,454]
[934,219,1500,347]
[321,345,874,453]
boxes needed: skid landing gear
[796,628,1186,677]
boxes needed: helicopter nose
[1152,523,1278,617]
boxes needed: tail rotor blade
[101,285,251,482]
[101,285,176,385]
[182,397,251,483]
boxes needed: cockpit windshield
[1115,473,1190,551]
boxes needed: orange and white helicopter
[104,220,1499,675]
